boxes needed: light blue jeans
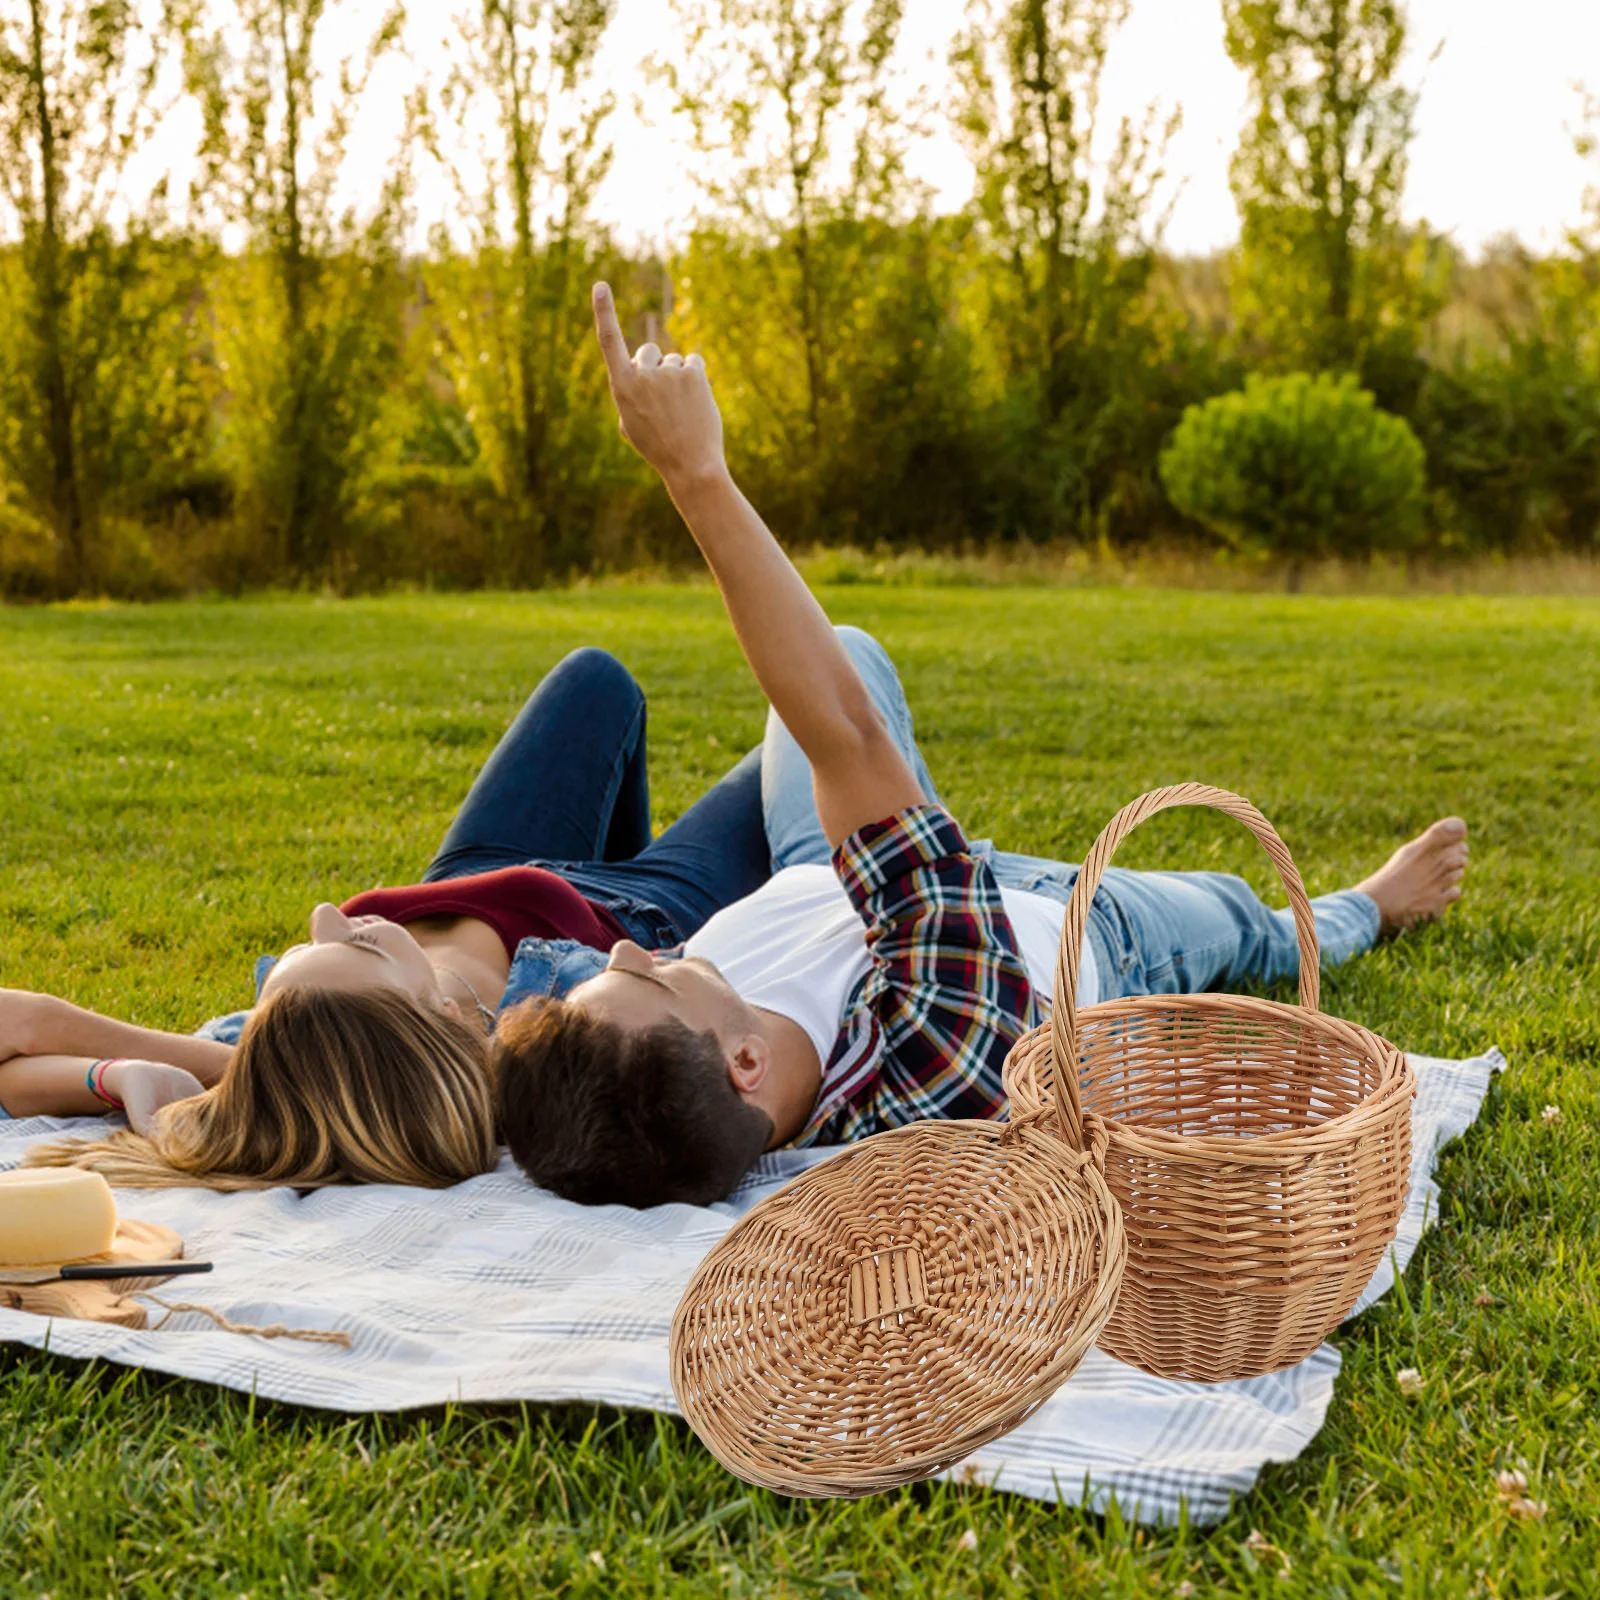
[760,627,1380,1001]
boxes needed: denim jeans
[760,628,1380,999]
[425,647,772,946]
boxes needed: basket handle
[1046,784,1321,1147]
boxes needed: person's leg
[425,648,653,882]
[1092,811,1471,997]
[547,746,771,942]
[1092,867,1381,999]
[762,626,941,868]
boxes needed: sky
[577,0,1600,257]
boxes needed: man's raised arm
[592,282,924,849]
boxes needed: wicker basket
[1004,783,1415,1383]
[670,1098,1128,1497]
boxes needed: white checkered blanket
[0,1047,1501,1525]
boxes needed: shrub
[1159,371,1426,571]
[0,492,56,599]
[1413,334,1600,556]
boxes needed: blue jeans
[426,648,771,946]
[761,628,1380,999]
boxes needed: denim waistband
[520,859,685,949]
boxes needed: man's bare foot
[1353,817,1469,936]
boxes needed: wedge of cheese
[0,1168,119,1266]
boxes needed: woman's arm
[0,1055,108,1117]
[0,989,233,1082]
[0,1053,207,1126]
[592,283,925,849]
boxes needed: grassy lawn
[0,586,1596,1596]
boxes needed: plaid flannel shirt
[793,803,1041,1147]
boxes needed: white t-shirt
[684,863,1100,1068]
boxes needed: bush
[1159,371,1426,571]
[0,492,56,599]
[1413,337,1600,555]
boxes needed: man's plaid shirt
[792,803,1041,1147]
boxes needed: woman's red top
[341,867,625,963]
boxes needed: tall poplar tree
[952,0,1177,536]
[416,0,620,581]
[1223,0,1428,377]
[178,0,408,581]
[661,0,963,542]
[0,0,178,590]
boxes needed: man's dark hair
[491,998,774,1207]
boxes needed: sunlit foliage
[0,0,1595,595]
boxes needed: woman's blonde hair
[26,986,497,1190]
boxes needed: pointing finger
[592,283,632,387]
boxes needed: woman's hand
[103,1060,207,1136]
[593,283,727,495]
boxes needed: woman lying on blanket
[2,650,775,1186]
[487,282,1472,1210]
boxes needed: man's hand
[593,282,726,494]
[587,281,922,846]
[0,990,56,1062]
[104,1060,207,1136]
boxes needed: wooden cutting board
[0,1220,187,1328]
[0,1278,153,1328]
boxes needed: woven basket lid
[671,1101,1127,1497]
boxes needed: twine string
[140,1294,352,1347]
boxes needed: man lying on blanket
[491,284,1471,1209]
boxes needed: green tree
[1414,92,1600,554]
[178,0,409,583]
[0,0,195,591]
[413,0,625,581]
[951,0,1181,538]
[662,0,966,543]
[1223,0,1434,383]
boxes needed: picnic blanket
[0,1046,1502,1525]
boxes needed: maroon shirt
[341,867,626,963]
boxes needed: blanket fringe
[141,1295,352,1347]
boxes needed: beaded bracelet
[86,1058,127,1110]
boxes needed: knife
[57,1261,214,1281]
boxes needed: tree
[178,0,409,582]
[1414,91,1600,555]
[1223,0,1434,381]
[0,0,185,591]
[661,0,951,541]
[414,0,624,581]
[951,0,1180,538]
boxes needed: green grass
[0,587,1596,1596]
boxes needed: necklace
[436,965,497,1036]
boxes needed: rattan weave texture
[1004,784,1415,1382]
[670,1114,1128,1497]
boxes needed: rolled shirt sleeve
[797,804,1038,1145]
